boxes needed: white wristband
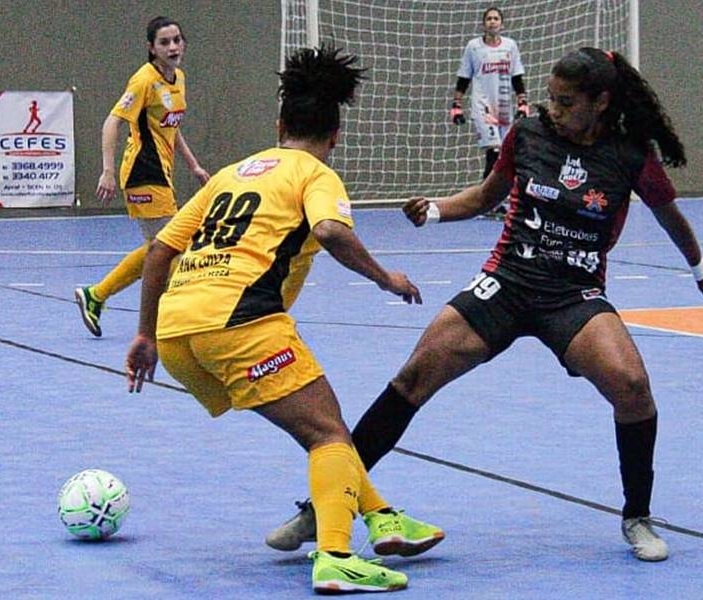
[425,201,440,224]
[691,259,703,282]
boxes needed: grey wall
[1,0,700,211]
[639,0,703,196]
[0,0,281,209]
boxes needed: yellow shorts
[157,313,324,417]
[123,184,177,219]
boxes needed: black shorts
[447,270,617,375]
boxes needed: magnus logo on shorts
[558,155,588,190]
[127,193,152,204]
[247,347,296,382]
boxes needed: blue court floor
[1,200,703,598]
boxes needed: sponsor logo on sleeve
[247,347,296,382]
[336,199,352,218]
[119,92,135,110]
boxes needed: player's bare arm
[313,219,422,304]
[176,130,210,185]
[650,203,703,293]
[95,114,123,205]
[125,240,179,392]
[403,169,511,226]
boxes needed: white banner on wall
[0,91,75,208]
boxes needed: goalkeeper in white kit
[450,6,528,217]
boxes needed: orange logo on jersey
[582,188,607,212]
[237,158,280,178]
[160,110,185,128]
[247,347,296,382]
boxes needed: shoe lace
[626,516,668,540]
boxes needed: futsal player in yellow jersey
[75,16,209,337]
[125,43,445,594]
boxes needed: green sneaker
[74,286,104,337]
[309,550,407,594]
[363,509,445,557]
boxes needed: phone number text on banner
[0,91,75,208]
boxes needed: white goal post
[281,0,639,205]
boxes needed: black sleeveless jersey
[484,117,676,294]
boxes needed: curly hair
[278,42,366,142]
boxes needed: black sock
[351,383,418,471]
[615,413,657,519]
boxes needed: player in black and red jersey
[267,47,703,564]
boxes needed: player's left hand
[126,334,158,393]
[193,165,211,186]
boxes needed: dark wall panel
[0,0,699,211]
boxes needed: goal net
[281,0,637,204]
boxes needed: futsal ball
[57,468,130,540]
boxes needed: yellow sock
[309,442,360,553]
[92,242,149,301]
[351,447,389,515]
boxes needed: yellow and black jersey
[111,62,186,191]
[155,147,354,339]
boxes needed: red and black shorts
[447,270,617,375]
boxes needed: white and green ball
[57,469,130,540]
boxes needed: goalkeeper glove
[515,97,530,120]
[450,101,466,125]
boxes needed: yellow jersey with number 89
[155,146,354,339]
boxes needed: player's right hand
[96,170,117,206]
[450,101,466,125]
[403,196,431,227]
[125,334,158,393]
[381,271,422,305]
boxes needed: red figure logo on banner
[23,100,42,133]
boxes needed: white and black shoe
[265,499,316,551]
[622,517,669,561]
